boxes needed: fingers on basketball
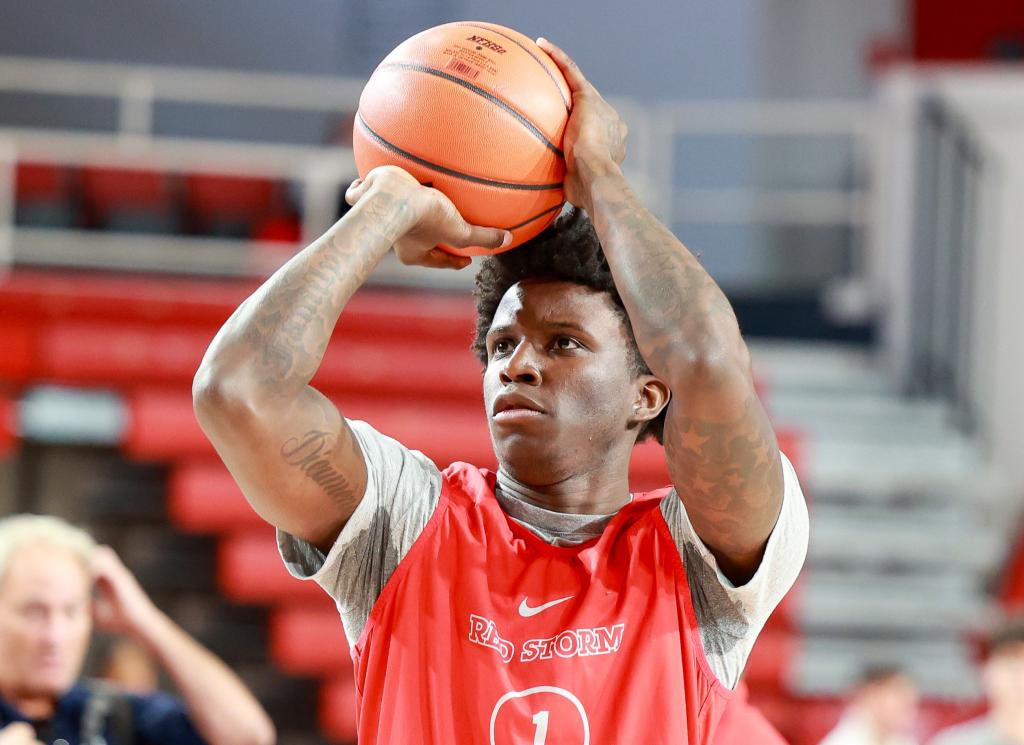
[537,38,588,90]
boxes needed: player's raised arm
[538,38,784,585]
[193,166,508,550]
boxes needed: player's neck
[495,466,631,515]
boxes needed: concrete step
[793,635,980,699]
[799,570,988,634]
[803,438,985,493]
[750,341,888,396]
[808,504,1002,570]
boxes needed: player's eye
[492,339,513,355]
[553,336,582,351]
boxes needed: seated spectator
[0,515,275,745]
[930,616,1024,745]
[818,665,920,745]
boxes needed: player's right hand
[345,166,510,269]
[0,723,44,745]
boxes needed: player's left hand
[92,545,161,638]
[537,37,627,211]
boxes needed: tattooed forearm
[587,173,743,379]
[210,191,410,391]
[582,161,784,579]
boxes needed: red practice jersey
[350,462,733,744]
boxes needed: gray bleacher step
[799,571,988,633]
[793,636,981,699]
[804,439,985,494]
[808,504,1001,570]
[750,341,889,396]
[769,389,955,430]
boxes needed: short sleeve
[130,691,206,745]
[660,451,809,689]
[277,419,443,644]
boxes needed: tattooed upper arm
[662,361,784,585]
[196,382,368,551]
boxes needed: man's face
[483,280,645,484]
[0,545,93,700]
[984,643,1024,712]
[861,676,919,735]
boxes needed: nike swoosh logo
[518,595,574,618]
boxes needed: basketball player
[194,38,808,744]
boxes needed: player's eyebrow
[485,323,515,339]
[542,320,589,334]
[487,319,590,338]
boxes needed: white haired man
[0,514,275,745]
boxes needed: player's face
[483,280,643,483]
[0,546,93,701]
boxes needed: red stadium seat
[269,606,352,677]
[168,461,263,532]
[320,676,359,743]
[185,173,278,236]
[125,389,212,459]
[37,322,212,386]
[0,319,36,383]
[786,696,844,745]
[251,214,302,243]
[742,629,798,692]
[124,389,495,464]
[186,174,276,217]
[0,271,477,345]
[1000,524,1024,609]
[217,529,324,603]
[0,396,16,457]
[81,167,178,232]
[81,167,172,210]
[15,162,68,201]
[30,314,481,397]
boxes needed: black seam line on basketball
[453,23,571,111]
[378,62,563,157]
[502,203,564,231]
[356,113,563,191]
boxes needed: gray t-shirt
[279,419,809,689]
[930,718,1012,745]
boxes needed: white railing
[0,55,871,295]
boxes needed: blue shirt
[0,681,207,745]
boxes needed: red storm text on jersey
[350,463,733,745]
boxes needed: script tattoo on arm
[587,168,784,582]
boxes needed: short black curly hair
[472,207,666,443]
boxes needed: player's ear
[629,375,670,428]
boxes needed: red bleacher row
[15,163,301,241]
[0,270,808,743]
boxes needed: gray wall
[1,0,902,98]
[0,0,905,295]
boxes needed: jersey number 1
[531,711,550,744]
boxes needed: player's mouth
[492,392,547,422]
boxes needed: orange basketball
[353,22,570,256]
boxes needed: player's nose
[499,341,543,386]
